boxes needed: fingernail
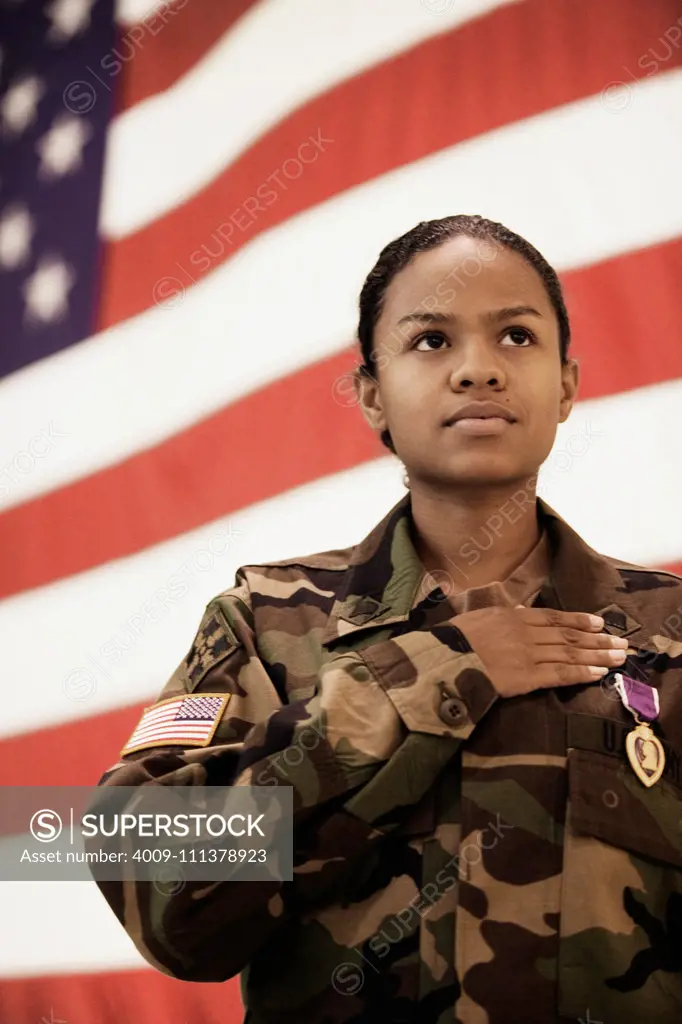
[589,615,604,627]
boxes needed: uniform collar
[320,492,651,649]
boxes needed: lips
[444,401,516,425]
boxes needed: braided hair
[356,214,571,454]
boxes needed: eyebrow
[396,305,544,327]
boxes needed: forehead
[379,234,552,323]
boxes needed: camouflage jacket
[93,493,682,1023]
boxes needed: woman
[93,215,682,1023]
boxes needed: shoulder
[603,553,682,626]
[239,542,356,582]
[605,553,682,588]
[244,542,356,572]
[209,542,357,607]
[182,543,358,677]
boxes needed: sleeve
[91,567,498,982]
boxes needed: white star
[23,255,76,325]
[0,204,34,269]
[35,114,91,179]
[1,75,44,136]
[46,0,94,43]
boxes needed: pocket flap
[568,747,682,869]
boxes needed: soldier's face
[358,235,579,489]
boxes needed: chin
[444,456,523,480]
[416,465,519,490]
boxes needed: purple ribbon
[613,672,660,723]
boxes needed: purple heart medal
[613,673,665,787]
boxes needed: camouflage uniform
[93,493,682,1023]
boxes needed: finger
[514,607,605,631]
[532,663,610,688]
[532,645,628,667]
[528,627,629,649]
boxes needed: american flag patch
[120,694,230,757]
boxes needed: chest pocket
[558,745,682,1023]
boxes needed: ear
[352,366,387,433]
[558,357,579,423]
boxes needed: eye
[412,332,449,352]
[500,327,535,347]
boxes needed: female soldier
[93,215,682,1023]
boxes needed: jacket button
[439,696,468,726]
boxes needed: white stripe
[132,721,213,735]
[1,71,681,512]
[130,717,178,736]
[130,708,181,729]
[136,701,182,721]
[130,700,180,724]
[115,0,188,24]
[128,721,211,740]
[2,379,682,741]
[103,0,519,237]
[0,881,149,977]
[127,724,215,744]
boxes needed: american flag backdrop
[1,0,682,1019]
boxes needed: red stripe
[114,0,258,112]
[2,237,682,600]
[128,725,213,741]
[0,704,144,787]
[127,725,214,743]
[0,348,382,599]
[98,0,682,330]
[566,240,682,399]
[2,555,681,791]
[129,702,182,725]
[0,968,242,1022]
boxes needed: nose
[449,340,507,391]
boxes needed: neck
[408,481,541,591]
